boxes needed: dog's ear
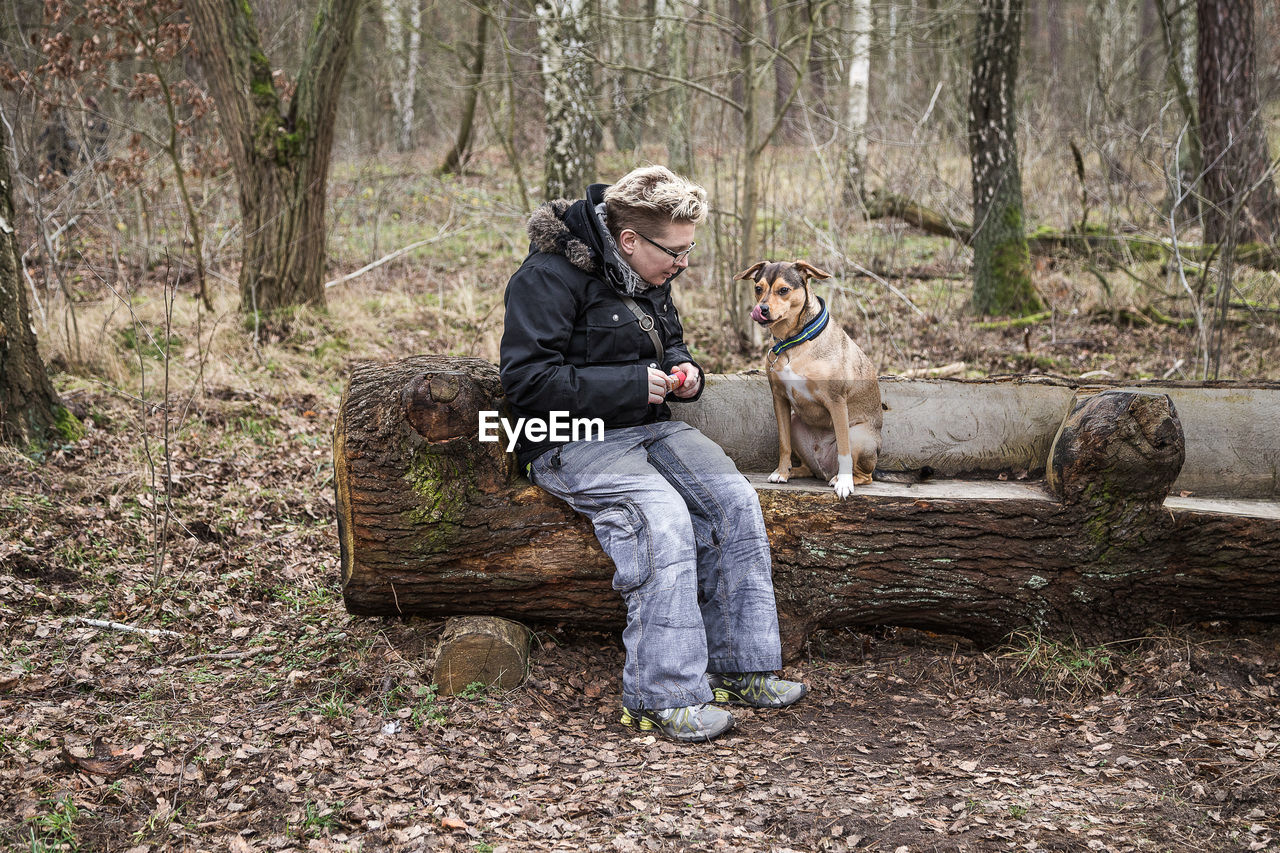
[793,261,832,281]
[734,261,767,281]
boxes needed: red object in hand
[667,370,686,391]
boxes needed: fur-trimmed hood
[526,198,600,274]
[524,183,647,294]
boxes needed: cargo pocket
[593,501,652,593]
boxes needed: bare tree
[968,0,1041,316]
[654,0,694,175]
[1157,0,1200,213]
[537,0,599,200]
[384,0,425,153]
[840,0,872,205]
[441,3,490,174]
[1,125,66,449]
[1196,0,1280,245]
[187,0,363,314]
[765,0,802,141]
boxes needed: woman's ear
[617,229,638,256]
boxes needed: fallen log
[865,190,1280,271]
[334,356,1280,655]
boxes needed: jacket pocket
[585,307,644,363]
[592,501,652,593]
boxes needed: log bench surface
[334,356,1280,655]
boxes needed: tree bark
[1196,0,1280,245]
[537,0,598,201]
[334,357,1280,656]
[765,0,801,142]
[1155,0,1201,220]
[1,125,66,449]
[967,0,1041,317]
[188,0,362,314]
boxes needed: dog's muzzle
[750,303,770,325]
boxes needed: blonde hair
[603,165,707,240]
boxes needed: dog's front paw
[830,473,855,499]
[768,468,790,484]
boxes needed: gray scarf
[595,202,649,295]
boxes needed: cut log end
[431,615,532,695]
[1048,389,1185,508]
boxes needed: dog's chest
[774,361,819,406]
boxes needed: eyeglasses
[634,231,696,262]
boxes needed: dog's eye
[754,285,763,295]
[777,286,790,295]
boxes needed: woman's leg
[530,425,714,710]
[643,421,784,675]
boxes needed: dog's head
[736,261,831,336]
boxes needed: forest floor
[4,165,1280,851]
[4,308,1279,852]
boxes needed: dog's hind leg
[848,422,880,485]
[790,417,832,482]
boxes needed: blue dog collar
[770,296,829,356]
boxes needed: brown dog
[737,260,882,499]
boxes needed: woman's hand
[647,367,670,404]
[669,362,700,399]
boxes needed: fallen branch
[325,223,463,289]
[804,215,928,317]
[974,311,1052,330]
[171,644,281,666]
[71,617,184,639]
[867,190,1280,271]
[900,361,967,378]
[865,191,972,242]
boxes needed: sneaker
[708,672,808,708]
[619,703,735,742]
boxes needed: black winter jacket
[500,183,704,470]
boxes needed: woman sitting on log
[499,165,807,742]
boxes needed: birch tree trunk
[188,0,363,314]
[840,0,872,206]
[1196,0,1280,246]
[537,0,598,201]
[967,0,1041,317]
[1,126,66,449]
[384,0,424,153]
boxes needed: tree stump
[432,616,532,695]
[333,356,1280,653]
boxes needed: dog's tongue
[750,304,766,323]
